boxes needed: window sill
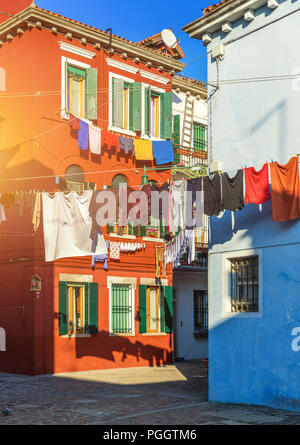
[109,233,137,240]
[141,134,168,142]
[109,332,135,337]
[60,334,92,338]
[108,126,136,137]
[61,112,93,126]
[142,237,164,243]
[142,333,167,336]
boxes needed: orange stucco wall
[0,22,174,374]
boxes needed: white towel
[42,191,107,262]
[0,193,6,224]
[89,125,101,155]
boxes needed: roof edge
[0,5,185,72]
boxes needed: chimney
[0,0,34,25]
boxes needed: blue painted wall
[206,0,300,411]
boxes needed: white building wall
[173,270,208,360]
[172,90,208,147]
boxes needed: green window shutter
[59,281,68,335]
[159,219,168,239]
[112,284,132,333]
[200,124,206,151]
[139,285,147,333]
[160,286,173,333]
[68,66,86,78]
[86,68,98,120]
[129,82,142,132]
[193,123,206,152]
[112,77,124,128]
[84,282,99,335]
[173,114,181,164]
[127,222,139,236]
[140,224,147,237]
[160,287,165,333]
[107,223,115,233]
[144,87,151,136]
[160,92,172,140]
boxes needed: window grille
[194,290,208,335]
[111,284,133,333]
[230,256,258,312]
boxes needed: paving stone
[0,362,299,425]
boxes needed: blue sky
[36,0,211,81]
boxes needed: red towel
[69,114,81,130]
[270,156,300,221]
[102,131,119,151]
[244,163,271,205]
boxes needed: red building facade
[0,1,185,374]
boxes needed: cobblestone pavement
[0,361,300,425]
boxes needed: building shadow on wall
[73,329,173,367]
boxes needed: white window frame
[66,282,86,334]
[107,276,136,335]
[223,248,263,319]
[108,72,136,137]
[61,56,91,120]
[141,82,166,141]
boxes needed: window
[67,65,86,118]
[58,281,98,335]
[68,284,84,334]
[111,284,133,334]
[230,256,258,313]
[112,78,140,132]
[62,58,98,120]
[145,88,172,139]
[193,122,207,152]
[147,286,160,333]
[139,285,173,334]
[111,76,172,139]
[194,290,208,335]
[111,174,128,189]
[150,92,160,138]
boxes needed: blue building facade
[183,0,300,411]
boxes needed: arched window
[112,174,128,188]
[65,165,85,193]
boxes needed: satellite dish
[161,29,178,49]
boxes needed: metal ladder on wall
[181,96,194,167]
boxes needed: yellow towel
[134,138,153,161]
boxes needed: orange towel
[270,156,300,221]
[134,138,153,161]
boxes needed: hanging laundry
[102,131,118,151]
[32,192,41,232]
[110,241,120,260]
[42,191,107,262]
[78,120,89,150]
[168,180,186,233]
[89,125,101,155]
[92,240,109,271]
[134,138,153,161]
[270,156,300,222]
[186,177,203,230]
[204,174,223,216]
[152,140,174,165]
[118,135,134,155]
[69,114,81,130]
[244,163,271,205]
[221,170,244,212]
[186,229,196,264]
[0,194,7,225]
[221,169,244,212]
